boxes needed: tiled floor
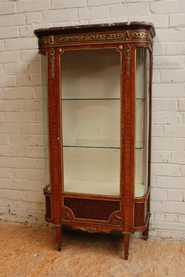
[0,222,185,277]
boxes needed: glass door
[60,48,121,196]
[41,53,50,192]
[134,47,151,197]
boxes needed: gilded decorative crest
[132,31,152,43]
[125,30,130,41]
[40,36,50,46]
[112,215,124,226]
[50,48,55,79]
[61,212,70,221]
[125,44,131,75]
[39,32,126,47]
[55,32,125,45]
[73,226,110,234]
[38,30,153,48]
[50,35,55,45]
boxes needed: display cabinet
[34,22,155,259]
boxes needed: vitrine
[34,22,155,259]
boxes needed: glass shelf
[63,145,120,149]
[62,98,120,101]
[136,97,146,101]
[63,139,120,149]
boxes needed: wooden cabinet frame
[34,22,155,259]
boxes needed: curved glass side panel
[134,47,150,197]
[61,48,121,196]
[41,54,50,192]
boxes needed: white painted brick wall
[0,0,185,239]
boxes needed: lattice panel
[45,196,52,219]
[64,197,120,221]
[134,201,148,227]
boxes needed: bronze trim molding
[50,48,55,79]
[125,44,131,76]
[38,30,152,48]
